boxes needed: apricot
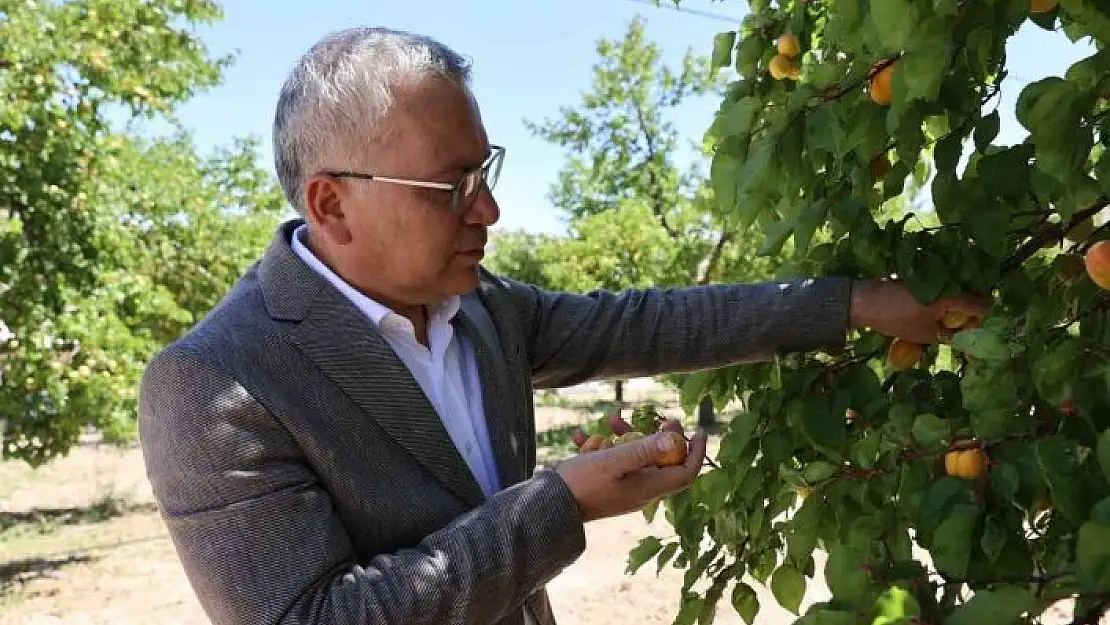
[777,33,801,58]
[869,62,894,105]
[941,309,971,330]
[580,434,607,453]
[944,447,986,479]
[655,431,689,468]
[887,339,923,371]
[768,54,797,80]
[1085,240,1110,289]
[1030,0,1059,13]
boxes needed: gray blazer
[138,218,851,625]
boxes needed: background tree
[0,0,285,466]
[501,17,777,408]
[621,1,1110,624]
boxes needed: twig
[1002,195,1110,274]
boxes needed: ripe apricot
[887,338,923,371]
[777,33,801,58]
[580,434,607,453]
[1030,0,1059,13]
[655,431,689,468]
[1085,240,1110,289]
[869,63,894,105]
[944,448,986,479]
[768,54,796,80]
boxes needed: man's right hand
[556,425,707,523]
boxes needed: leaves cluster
[0,1,285,465]
[636,0,1110,623]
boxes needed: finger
[571,427,588,449]
[601,430,677,474]
[607,411,631,435]
[660,418,684,435]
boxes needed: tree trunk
[614,379,625,405]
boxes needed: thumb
[605,431,679,472]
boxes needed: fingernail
[657,433,675,452]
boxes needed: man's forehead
[383,80,489,172]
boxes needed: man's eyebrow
[430,148,492,176]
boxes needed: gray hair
[272,27,473,214]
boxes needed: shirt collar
[290,223,460,329]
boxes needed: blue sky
[160,0,1094,235]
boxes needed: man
[137,26,984,625]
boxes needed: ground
[0,379,1095,624]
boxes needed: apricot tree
[629,0,1110,623]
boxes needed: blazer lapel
[292,291,487,507]
[261,220,487,508]
[456,293,526,488]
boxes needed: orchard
[606,0,1110,623]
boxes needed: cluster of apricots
[573,410,689,468]
[886,308,982,372]
[767,33,802,81]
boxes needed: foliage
[630,0,1110,623]
[0,0,285,466]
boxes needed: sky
[154,0,1095,235]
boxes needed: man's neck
[302,227,431,346]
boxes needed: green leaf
[900,36,950,102]
[974,111,1000,153]
[771,564,806,614]
[950,329,1014,361]
[1077,522,1110,591]
[1098,430,1110,484]
[801,394,846,459]
[873,586,921,625]
[825,544,870,606]
[731,582,760,625]
[979,516,1007,563]
[626,536,663,574]
[1035,435,1090,526]
[711,31,737,72]
[911,413,949,451]
[943,587,1035,625]
[804,461,840,484]
[931,505,979,578]
[869,0,918,52]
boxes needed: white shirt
[291,224,502,497]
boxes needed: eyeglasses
[318,145,505,214]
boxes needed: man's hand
[558,419,706,523]
[849,279,988,344]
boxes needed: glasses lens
[484,149,504,191]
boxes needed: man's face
[303,78,501,309]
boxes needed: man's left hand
[849,279,989,345]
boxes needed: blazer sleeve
[138,347,586,625]
[492,273,853,389]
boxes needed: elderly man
[138,26,984,625]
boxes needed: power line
[620,0,742,24]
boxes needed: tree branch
[1002,195,1110,274]
[697,231,733,285]
[632,100,679,238]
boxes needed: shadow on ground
[0,553,99,592]
[0,497,158,537]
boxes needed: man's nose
[463,184,500,226]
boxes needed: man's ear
[304,174,353,245]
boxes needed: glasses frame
[317,144,505,215]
